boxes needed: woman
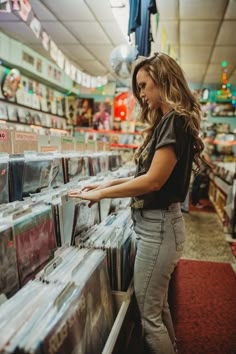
[68,52,204,354]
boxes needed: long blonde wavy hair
[132,52,204,172]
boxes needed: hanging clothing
[135,0,157,56]
[128,0,141,35]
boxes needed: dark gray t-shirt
[131,111,194,209]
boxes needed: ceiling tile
[180,0,227,20]
[228,71,236,85]
[75,59,107,76]
[156,0,178,20]
[86,44,114,64]
[83,0,115,21]
[0,12,19,22]
[41,21,77,44]
[101,21,128,46]
[0,22,41,44]
[180,21,220,45]
[66,21,111,44]
[30,0,56,21]
[180,46,212,64]
[206,63,223,75]
[180,46,211,65]
[182,64,207,81]
[158,21,179,45]
[210,46,236,65]
[216,21,236,45]
[41,0,94,21]
[225,0,236,20]
[59,44,94,61]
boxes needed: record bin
[102,280,134,354]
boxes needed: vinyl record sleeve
[13,207,57,286]
[0,160,9,204]
[9,155,25,202]
[0,224,20,298]
[22,158,52,197]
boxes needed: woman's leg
[133,207,184,354]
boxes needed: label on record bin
[0,131,7,140]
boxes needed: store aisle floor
[182,210,235,265]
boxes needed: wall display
[1,68,21,100]
[76,98,94,127]
[211,103,235,117]
[7,104,18,121]
[93,101,112,130]
[0,101,8,119]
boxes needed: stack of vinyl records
[0,249,115,354]
[75,209,136,292]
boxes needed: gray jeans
[132,203,184,354]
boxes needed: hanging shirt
[135,0,157,56]
[128,0,141,35]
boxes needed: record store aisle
[127,209,236,354]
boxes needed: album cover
[0,224,20,298]
[0,101,8,120]
[13,207,57,286]
[71,202,99,245]
[8,155,25,202]
[22,158,52,197]
[0,159,9,204]
[49,157,65,188]
[67,156,87,182]
[7,105,18,121]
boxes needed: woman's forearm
[101,175,155,199]
[110,177,134,186]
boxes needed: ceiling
[0,0,236,87]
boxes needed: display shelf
[111,143,138,149]
[75,127,141,135]
[0,98,68,120]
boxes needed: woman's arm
[68,146,176,204]
[80,177,134,192]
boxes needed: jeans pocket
[140,209,162,223]
[171,216,185,251]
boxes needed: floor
[182,210,235,265]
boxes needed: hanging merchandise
[18,0,31,21]
[29,16,41,39]
[0,0,11,12]
[1,68,21,100]
[136,0,157,56]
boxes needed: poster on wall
[76,98,94,127]
[93,101,112,130]
[211,103,235,117]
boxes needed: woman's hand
[80,181,112,192]
[67,189,102,208]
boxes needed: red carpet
[171,259,236,354]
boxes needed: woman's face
[136,68,162,110]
